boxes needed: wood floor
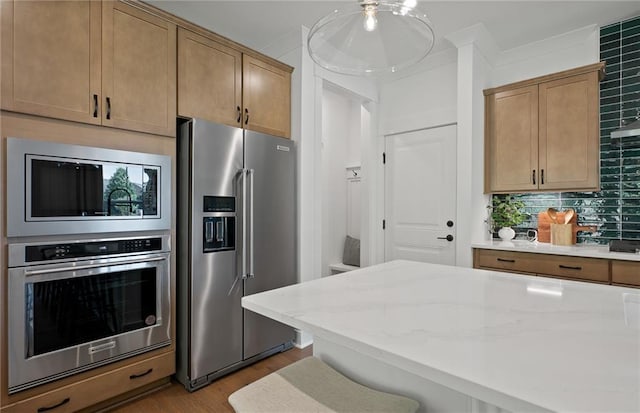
[110,346,312,413]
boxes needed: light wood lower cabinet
[1,352,173,413]
[474,248,616,285]
[612,260,640,287]
[473,249,538,275]
[534,254,610,283]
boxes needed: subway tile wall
[493,16,640,245]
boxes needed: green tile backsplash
[493,15,640,245]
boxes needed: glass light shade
[307,1,435,76]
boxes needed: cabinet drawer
[2,352,174,413]
[535,254,609,283]
[474,249,538,274]
[611,260,640,287]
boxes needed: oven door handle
[23,256,167,276]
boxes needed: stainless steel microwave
[7,137,171,237]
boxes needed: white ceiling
[149,1,640,56]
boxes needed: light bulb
[363,4,377,32]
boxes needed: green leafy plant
[491,196,527,228]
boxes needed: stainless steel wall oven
[7,234,171,394]
[6,137,171,237]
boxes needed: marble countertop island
[243,260,640,413]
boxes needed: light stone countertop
[472,239,640,262]
[243,260,640,413]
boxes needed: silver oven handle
[88,341,116,354]
[248,168,255,278]
[24,256,167,276]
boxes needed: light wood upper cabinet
[485,85,538,192]
[242,55,291,138]
[102,1,176,137]
[484,63,603,193]
[538,72,600,191]
[1,0,176,137]
[1,0,102,125]
[178,31,292,139]
[177,28,242,128]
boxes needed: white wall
[491,25,599,87]
[379,49,458,135]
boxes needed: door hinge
[382,219,386,230]
[382,152,386,164]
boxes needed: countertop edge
[472,240,640,262]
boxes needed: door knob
[437,235,454,242]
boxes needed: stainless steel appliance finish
[7,234,171,393]
[6,137,171,237]
[176,119,295,391]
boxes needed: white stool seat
[228,356,419,413]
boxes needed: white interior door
[384,125,457,265]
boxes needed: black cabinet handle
[93,94,98,118]
[497,258,515,263]
[437,235,454,242]
[129,368,153,380]
[541,169,545,185]
[559,264,582,270]
[106,97,111,120]
[244,108,249,125]
[532,169,536,185]
[37,397,70,412]
[236,106,241,123]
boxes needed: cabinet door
[611,260,640,287]
[102,1,176,137]
[178,29,242,128]
[1,0,101,125]
[473,249,539,275]
[538,72,600,191]
[485,85,538,193]
[242,55,291,138]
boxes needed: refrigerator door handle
[240,168,248,280]
[248,168,255,278]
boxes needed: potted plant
[491,196,527,241]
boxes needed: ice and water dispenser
[203,196,235,252]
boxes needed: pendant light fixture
[307,0,435,76]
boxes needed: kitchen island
[242,260,640,413]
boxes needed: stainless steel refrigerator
[176,118,296,391]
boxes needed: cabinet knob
[245,108,249,125]
[532,169,536,185]
[236,106,241,123]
